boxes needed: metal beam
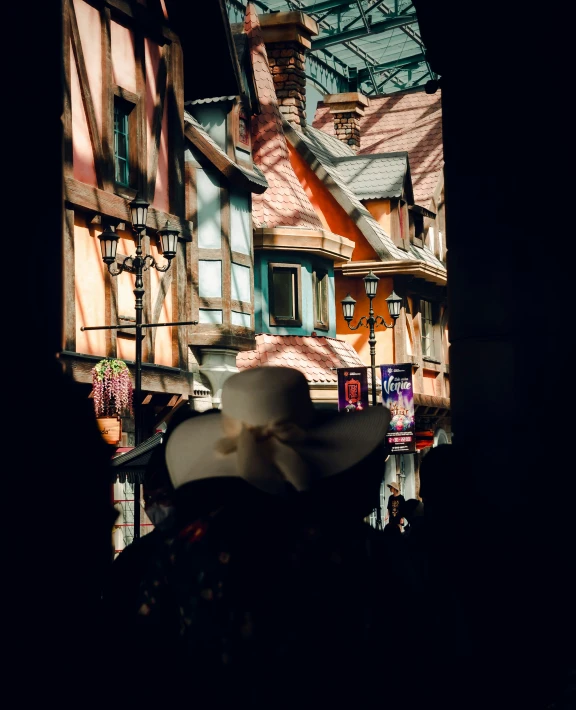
[302,0,356,13]
[311,14,418,50]
[357,51,425,81]
[375,1,424,47]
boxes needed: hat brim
[166,407,391,494]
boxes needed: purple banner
[337,367,369,413]
[380,363,415,454]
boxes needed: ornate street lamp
[83,194,198,539]
[341,272,401,529]
[340,271,401,407]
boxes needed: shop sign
[336,366,369,413]
[97,416,122,445]
[380,363,416,454]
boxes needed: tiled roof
[331,152,408,200]
[313,90,443,207]
[237,333,379,386]
[244,4,323,230]
[284,121,445,272]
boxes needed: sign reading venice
[380,363,416,454]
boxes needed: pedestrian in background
[384,480,406,535]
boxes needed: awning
[111,425,166,484]
[414,393,450,417]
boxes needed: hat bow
[215,414,311,492]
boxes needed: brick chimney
[258,11,318,130]
[323,92,370,151]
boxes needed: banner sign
[337,366,369,413]
[380,363,415,453]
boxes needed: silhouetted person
[102,367,422,709]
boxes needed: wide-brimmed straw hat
[387,481,400,492]
[166,367,391,495]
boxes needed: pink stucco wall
[71,40,98,186]
[145,37,170,213]
[110,20,137,94]
[150,256,173,366]
[75,216,107,354]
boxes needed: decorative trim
[254,227,354,262]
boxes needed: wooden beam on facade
[64,176,194,239]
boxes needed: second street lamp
[83,194,198,539]
[341,271,401,407]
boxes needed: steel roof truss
[311,13,418,50]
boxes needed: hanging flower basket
[91,358,134,419]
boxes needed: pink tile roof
[245,4,323,230]
[313,91,443,207]
[237,333,378,385]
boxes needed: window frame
[312,268,329,332]
[268,262,302,328]
[113,87,139,195]
[420,298,440,362]
[410,211,425,248]
[232,97,252,152]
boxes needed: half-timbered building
[61,0,267,443]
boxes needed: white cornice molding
[253,227,355,262]
[337,259,447,286]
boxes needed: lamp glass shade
[386,290,402,320]
[98,227,119,264]
[363,270,379,298]
[157,221,179,259]
[130,195,149,231]
[341,294,356,322]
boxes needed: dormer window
[238,105,250,147]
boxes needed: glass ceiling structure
[226,0,436,99]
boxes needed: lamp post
[341,272,402,529]
[82,194,198,539]
[341,271,402,407]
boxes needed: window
[197,169,221,249]
[113,90,139,191]
[199,309,223,325]
[421,299,438,360]
[231,263,251,303]
[238,105,250,147]
[411,212,424,247]
[114,100,131,186]
[230,192,251,255]
[198,260,222,298]
[268,263,302,327]
[313,269,329,331]
[231,311,251,328]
